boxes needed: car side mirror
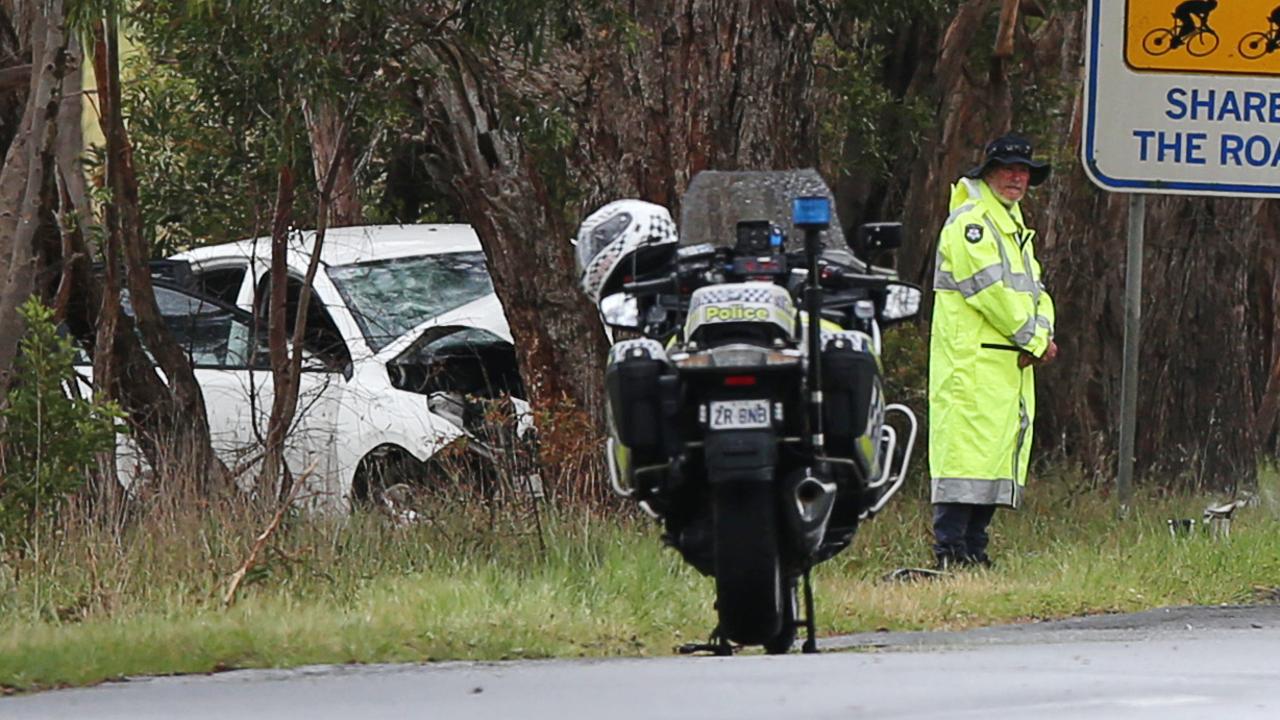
[851,222,902,263]
[879,281,922,326]
[599,293,641,331]
[300,351,331,373]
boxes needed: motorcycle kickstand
[677,626,734,656]
[801,569,819,654]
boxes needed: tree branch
[995,0,1020,59]
[0,62,30,91]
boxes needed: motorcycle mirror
[851,222,902,262]
[879,281,922,325]
[600,293,641,330]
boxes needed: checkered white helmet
[575,199,678,302]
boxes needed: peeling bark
[302,97,361,227]
[994,0,1019,58]
[54,31,92,247]
[1,5,187,500]
[0,0,67,401]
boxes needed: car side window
[127,286,251,367]
[253,273,352,371]
[67,286,250,369]
[191,267,248,306]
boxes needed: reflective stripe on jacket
[928,178,1055,508]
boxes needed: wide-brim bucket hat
[963,132,1051,187]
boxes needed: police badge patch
[964,224,983,243]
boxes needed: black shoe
[935,552,993,571]
[966,552,993,569]
[934,551,964,571]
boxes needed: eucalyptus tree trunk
[0,1,32,155]
[570,1,818,215]
[415,38,612,426]
[256,164,298,500]
[0,0,68,402]
[91,14,231,493]
[53,31,92,247]
[416,1,819,428]
[303,98,361,227]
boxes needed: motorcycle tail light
[723,375,757,387]
[671,344,802,370]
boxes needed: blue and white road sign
[1085,0,1280,197]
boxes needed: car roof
[171,224,483,267]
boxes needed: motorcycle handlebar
[622,276,677,295]
[620,248,896,300]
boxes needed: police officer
[928,133,1057,569]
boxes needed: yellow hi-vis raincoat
[928,177,1055,508]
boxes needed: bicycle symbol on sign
[1238,6,1280,59]
[1142,0,1220,57]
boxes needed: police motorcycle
[575,170,923,654]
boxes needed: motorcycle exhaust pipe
[795,475,837,524]
[785,470,837,556]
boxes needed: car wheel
[353,446,430,523]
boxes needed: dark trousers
[932,503,997,563]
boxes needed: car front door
[148,284,270,482]
[245,271,347,504]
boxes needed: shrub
[0,298,124,551]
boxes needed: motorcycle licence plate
[708,399,771,430]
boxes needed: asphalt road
[6,605,1279,720]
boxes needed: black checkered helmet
[575,199,678,302]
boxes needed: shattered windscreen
[328,252,494,352]
[678,169,846,252]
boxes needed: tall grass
[2,464,1278,692]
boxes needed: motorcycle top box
[578,170,922,655]
[684,282,796,346]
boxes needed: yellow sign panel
[1126,0,1280,75]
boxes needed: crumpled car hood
[374,292,512,362]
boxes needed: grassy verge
[2,470,1279,692]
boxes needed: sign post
[1084,0,1280,511]
[1118,194,1143,516]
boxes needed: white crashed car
[93,225,528,510]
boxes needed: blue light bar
[792,196,831,229]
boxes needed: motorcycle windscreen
[678,169,847,253]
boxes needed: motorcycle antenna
[794,196,832,655]
[793,196,830,461]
